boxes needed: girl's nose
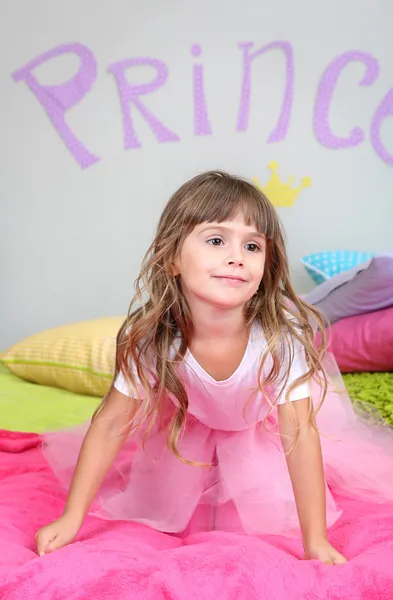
[227,254,244,267]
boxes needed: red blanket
[1,429,393,599]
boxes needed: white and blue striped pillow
[302,251,375,285]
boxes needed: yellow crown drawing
[253,161,312,207]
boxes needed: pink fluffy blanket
[1,429,393,600]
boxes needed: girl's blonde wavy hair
[93,171,328,462]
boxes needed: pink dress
[42,321,393,537]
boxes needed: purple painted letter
[370,88,393,167]
[12,43,99,169]
[314,51,379,149]
[109,58,180,149]
[191,44,212,136]
[236,41,294,142]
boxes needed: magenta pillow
[315,306,393,372]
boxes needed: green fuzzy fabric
[0,363,100,432]
[342,372,393,425]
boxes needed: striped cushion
[2,317,124,397]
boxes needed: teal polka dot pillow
[302,251,375,285]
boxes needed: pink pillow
[315,306,393,372]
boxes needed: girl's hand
[35,512,84,556]
[303,539,348,566]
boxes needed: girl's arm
[278,398,347,565]
[36,386,137,555]
[63,386,137,522]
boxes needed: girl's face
[173,213,266,312]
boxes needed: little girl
[36,171,393,566]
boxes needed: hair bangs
[178,172,277,240]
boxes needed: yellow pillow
[2,317,125,397]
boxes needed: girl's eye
[207,238,223,246]
[246,243,260,252]
[207,239,262,252]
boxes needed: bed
[1,362,392,598]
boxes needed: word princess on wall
[12,42,392,169]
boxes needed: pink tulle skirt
[42,354,393,538]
